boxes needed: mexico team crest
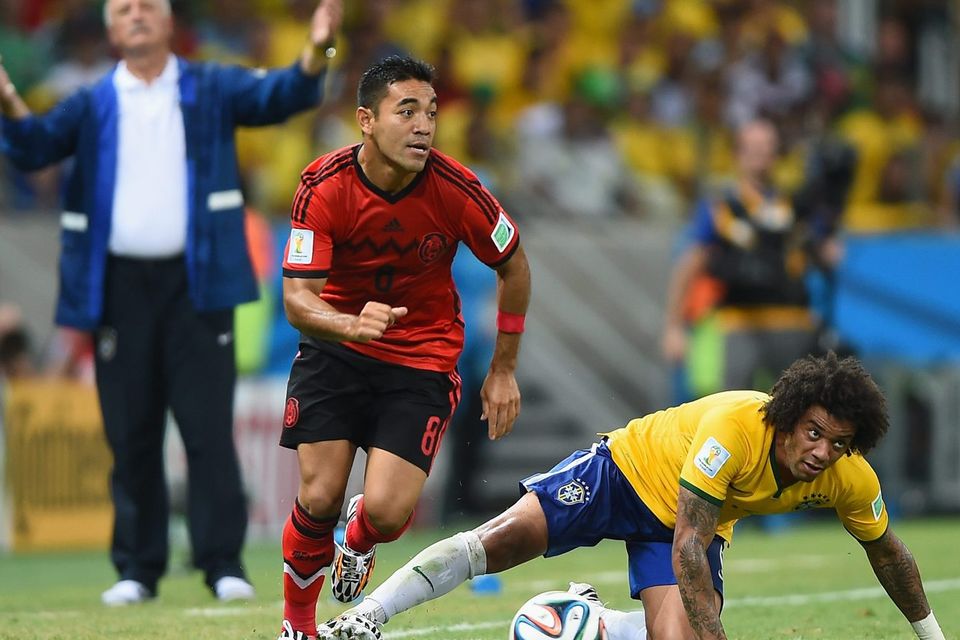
[283,397,300,428]
[418,232,448,264]
[557,480,587,505]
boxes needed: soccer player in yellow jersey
[319,353,946,640]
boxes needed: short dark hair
[357,55,436,112]
[760,352,889,455]
[0,327,30,367]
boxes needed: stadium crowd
[1,0,958,235]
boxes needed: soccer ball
[509,590,606,640]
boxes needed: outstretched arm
[481,244,531,440]
[0,57,86,170]
[862,529,945,639]
[673,486,726,640]
[299,0,344,75]
[0,58,29,119]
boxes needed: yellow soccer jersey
[603,391,888,543]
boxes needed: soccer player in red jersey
[275,55,531,639]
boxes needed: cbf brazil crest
[557,479,591,505]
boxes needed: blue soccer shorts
[520,440,726,601]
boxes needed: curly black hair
[357,56,436,112]
[760,352,889,455]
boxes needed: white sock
[599,608,647,640]
[350,531,487,623]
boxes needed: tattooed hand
[673,486,726,640]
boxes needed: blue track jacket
[1,58,322,329]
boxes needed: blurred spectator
[662,119,822,398]
[562,0,629,73]
[617,10,665,92]
[446,0,527,101]
[194,0,263,63]
[514,69,642,219]
[738,0,808,50]
[874,15,914,80]
[725,24,811,128]
[664,72,736,206]
[649,32,697,127]
[799,0,868,115]
[36,5,114,104]
[382,0,451,62]
[838,73,924,233]
[610,84,684,221]
[494,4,577,127]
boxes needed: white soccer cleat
[316,618,339,640]
[330,612,383,640]
[278,619,311,640]
[101,579,154,606]
[214,576,255,602]
[331,495,376,603]
[568,581,603,606]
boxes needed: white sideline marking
[179,575,960,640]
[376,578,960,639]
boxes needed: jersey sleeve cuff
[282,268,329,278]
[679,477,724,507]
[486,234,520,268]
[846,521,889,544]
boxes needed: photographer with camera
[662,119,839,398]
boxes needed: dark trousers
[94,255,247,592]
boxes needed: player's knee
[359,495,414,534]
[297,484,344,520]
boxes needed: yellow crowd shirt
[603,391,888,544]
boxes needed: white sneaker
[316,618,338,640]
[278,619,311,640]
[330,495,376,603]
[101,579,153,606]
[214,576,255,602]
[568,581,603,606]
[329,612,383,640]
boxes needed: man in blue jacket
[0,0,342,606]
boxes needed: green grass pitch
[1,517,957,639]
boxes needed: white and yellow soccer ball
[509,590,606,640]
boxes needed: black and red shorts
[280,339,462,474]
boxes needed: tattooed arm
[673,486,725,640]
[861,528,931,623]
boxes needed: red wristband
[496,311,526,333]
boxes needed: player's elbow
[282,292,309,332]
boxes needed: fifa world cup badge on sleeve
[490,211,515,253]
[287,228,314,264]
[694,437,731,478]
[872,490,884,521]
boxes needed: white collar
[114,54,179,91]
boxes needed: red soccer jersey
[282,145,520,372]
